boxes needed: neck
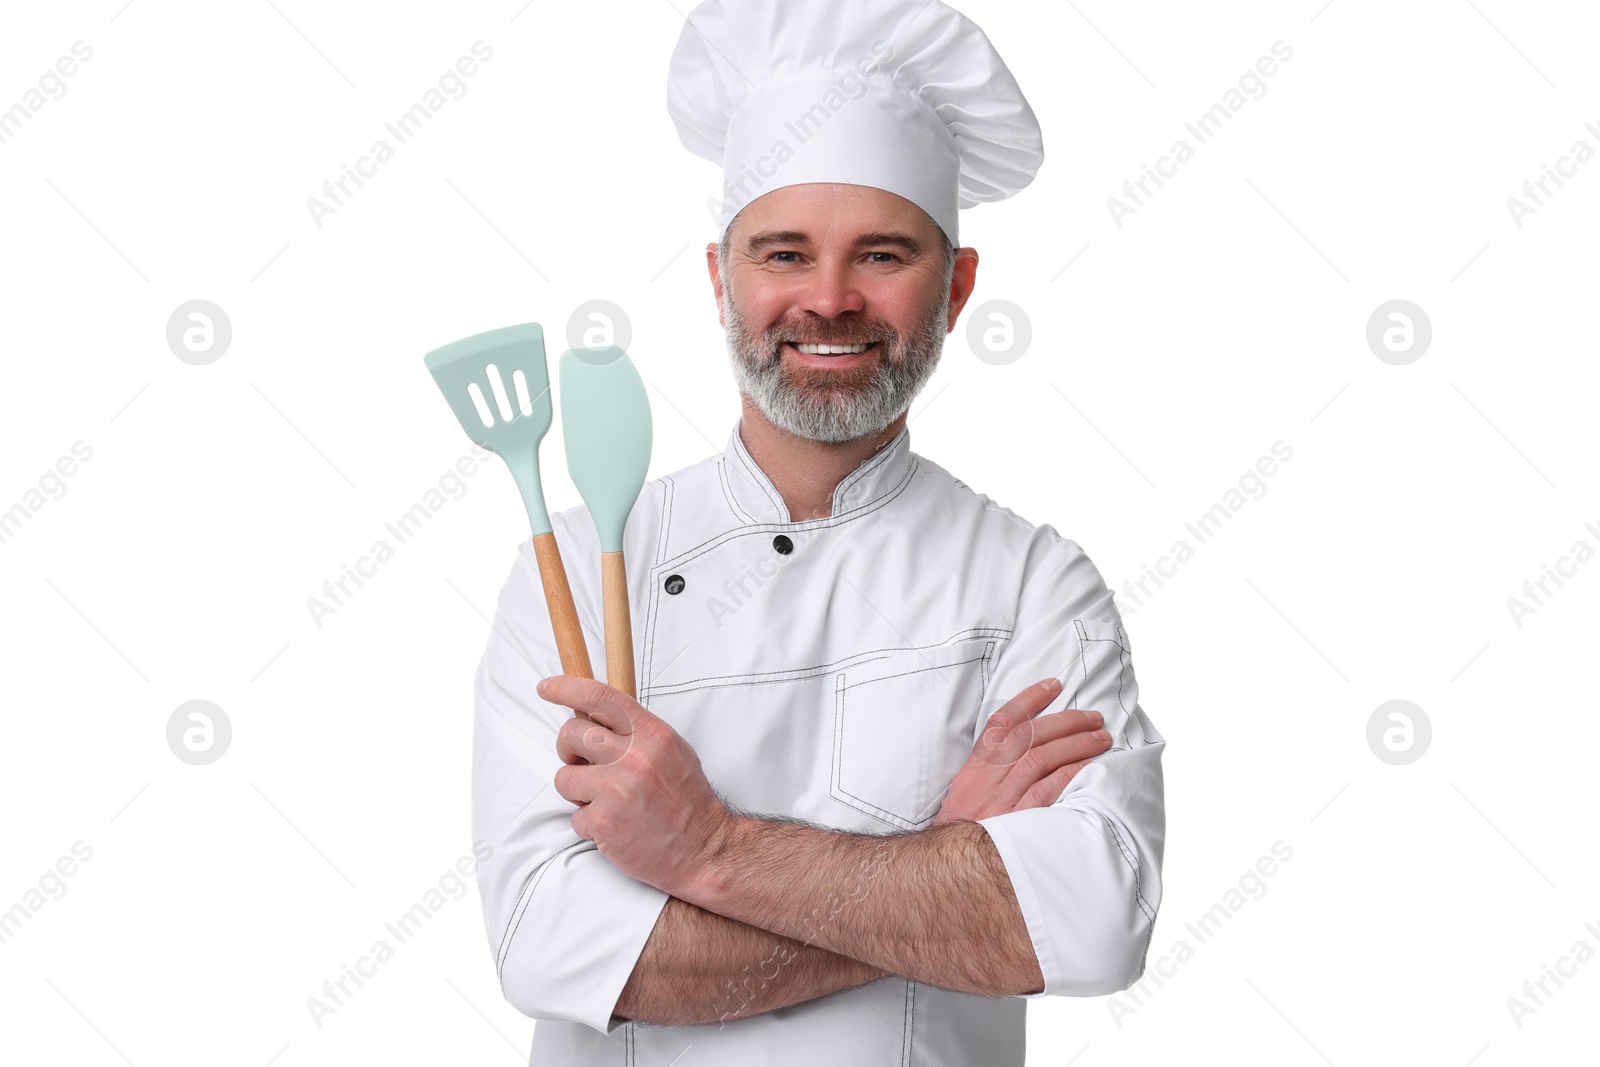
[737,397,906,522]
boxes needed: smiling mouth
[782,341,878,355]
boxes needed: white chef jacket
[471,421,1165,1066]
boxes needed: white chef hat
[666,0,1044,246]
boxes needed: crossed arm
[613,817,1043,1027]
[480,535,1160,1033]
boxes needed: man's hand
[542,675,733,898]
[932,678,1112,827]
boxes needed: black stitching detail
[1075,620,1133,742]
[641,477,674,693]
[1098,812,1156,924]
[496,840,590,979]
[635,453,926,701]
[1071,620,1138,746]
[1103,815,1155,923]
[1138,919,1156,985]
[718,457,756,525]
[1107,812,1158,921]
[641,627,1012,701]
[656,455,921,569]
[831,650,990,829]
[655,477,674,567]
[730,431,790,521]
[832,425,907,514]
[838,651,991,693]
[1069,620,1089,709]
[901,978,916,1065]
[908,977,917,1066]
[1112,626,1133,745]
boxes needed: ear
[945,248,980,332]
[706,242,726,327]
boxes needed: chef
[470,0,1166,1063]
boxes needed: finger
[539,675,644,736]
[555,714,589,765]
[1025,708,1106,747]
[1016,757,1097,810]
[554,723,584,766]
[997,729,1111,801]
[552,763,596,806]
[1027,729,1114,777]
[975,678,1063,754]
[571,806,602,845]
[557,715,623,766]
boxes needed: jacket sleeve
[471,538,670,1035]
[974,531,1166,997]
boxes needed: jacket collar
[722,418,914,526]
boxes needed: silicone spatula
[559,346,652,699]
[423,323,595,714]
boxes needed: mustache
[766,319,895,347]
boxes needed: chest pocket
[830,639,995,831]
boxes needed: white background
[1,0,1596,1064]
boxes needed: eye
[769,251,801,263]
[865,251,899,264]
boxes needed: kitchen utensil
[558,346,652,699]
[423,323,595,714]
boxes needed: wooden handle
[532,532,594,721]
[601,550,636,699]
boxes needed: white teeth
[792,342,871,355]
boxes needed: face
[707,183,978,444]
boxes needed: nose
[796,255,866,320]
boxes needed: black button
[664,574,685,595]
[773,535,793,555]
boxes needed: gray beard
[721,283,949,444]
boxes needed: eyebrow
[743,230,925,256]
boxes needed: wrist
[686,809,752,910]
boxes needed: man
[470,1,1165,1063]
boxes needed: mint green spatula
[423,323,595,703]
[559,346,652,699]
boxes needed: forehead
[732,183,937,246]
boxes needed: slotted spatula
[559,346,652,699]
[423,323,595,718]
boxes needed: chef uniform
[471,2,1166,1064]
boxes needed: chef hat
[666,0,1044,246]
